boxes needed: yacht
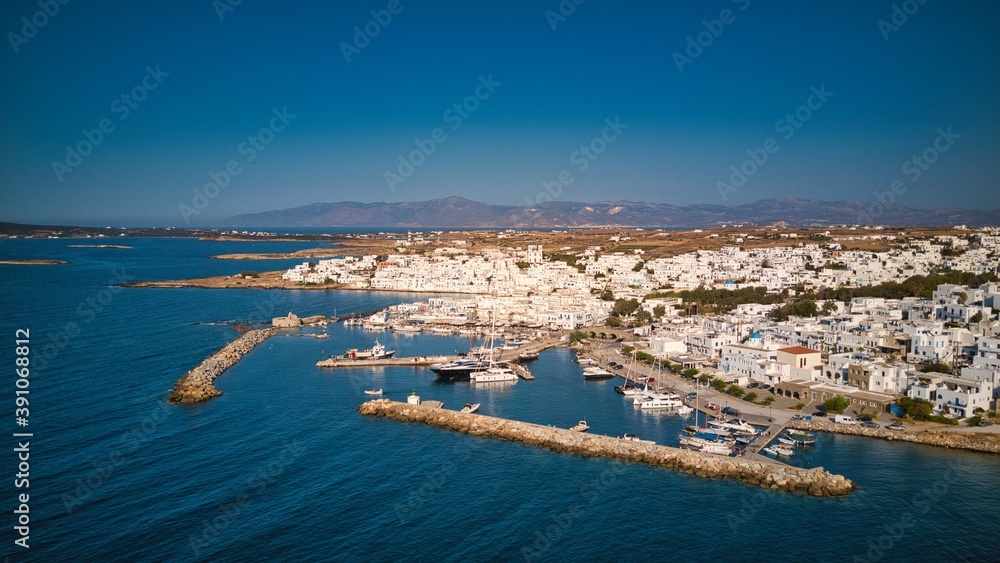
[618,433,655,444]
[678,435,734,456]
[574,354,598,366]
[460,403,480,413]
[518,351,539,361]
[570,420,590,432]
[470,365,518,383]
[392,323,423,333]
[582,366,614,380]
[364,388,383,396]
[707,418,758,436]
[429,358,489,378]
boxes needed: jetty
[788,419,1000,454]
[316,355,454,368]
[359,399,856,497]
[168,327,277,404]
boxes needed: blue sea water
[1,237,999,562]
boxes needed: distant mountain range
[222,196,1000,228]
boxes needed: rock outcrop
[358,399,856,497]
[787,419,1000,454]
[168,328,277,404]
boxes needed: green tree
[763,396,775,406]
[569,330,588,344]
[970,311,984,323]
[744,391,759,403]
[652,305,666,318]
[711,379,727,392]
[612,298,640,316]
[822,395,851,413]
[599,287,614,301]
[682,368,700,378]
[919,362,953,375]
[727,384,745,398]
[822,300,838,315]
[697,374,711,385]
[605,316,622,328]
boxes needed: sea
[1,237,998,562]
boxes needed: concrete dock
[316,355,454,368]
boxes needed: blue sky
[1,0,998,225]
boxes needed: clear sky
[1,0,998,226]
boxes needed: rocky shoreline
[358,399,856,497]
[168,328,277,404]
[787,419,1000,454]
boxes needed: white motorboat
[771,445,795,457]
[470,365,518,383]
[364,388,382,396]
[707,418,758,436]
[618,433,655,444]
[583,366,614,380]
[460,403,480,413]
[678,434,734,456]
[574,355,598,366]
[570,420,590,432]
[392,323,423,333]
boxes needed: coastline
[168,327,277,403]
[0,259,67,265]
[787,419,1000,454]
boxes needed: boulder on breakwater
[358,399,856,497]
[787,419,1000,454]
[168,327,277,404]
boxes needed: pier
[316,355,454,368]
[168,327,277,404]
[359,399,856,497]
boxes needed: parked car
[860,421,880,428]
[857,415,873,422]
[722,406,741,416]
[977,420,994,427]
[761,384,772,391]
[747,382,760,389]
[834,414,858,425]
[685,392,698,400]
[886,423,905,431]
[612,364,623,370]
[705,402,720,411]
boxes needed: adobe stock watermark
[189,440,302,557]
[179,106,295,223]
[7,0,71,54]
[544,0,585,31]
[877,0,929,41]
[340,0,413,63]
[393,439,485,525]
[51,65,169,183]
[672,0,750,73]
[853,458,965,562]
[716,84,833,202]
[521,460,627,561]
[525,117,628,205]
[212,0,244,21]
[857,126,959,225]
[384,74,501,192]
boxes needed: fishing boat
[392,323,423,333]
[460,403,480,413]
[364,388,383,396]
[345,339,395,360]
[786,430,817,445]
[518,351,539,361]
[678,434,734,456]
[570,420,590,432]
[574,354,598,366]
[777,437,798,447]
[772,445,795,457]
[707,418,758,436]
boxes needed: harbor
[359,399,856,497]
[168,327,278,403]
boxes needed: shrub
[726,384,745,398]
[791,402,806,411]
[822,396,850,413]
[744,392,758,403]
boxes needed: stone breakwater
[787,419,1000,454]
[358,400,855,497]
[168,328,277,404]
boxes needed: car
[761,384,772,391]
[612,364,623,370]
[747,382,760,389]
[706,402,720,411]
[857,415,873,422]
[685,392,698,400]
[886,423,905,431]
[977,420,994,427]
[722,406,741,416]
[860,421,880,428]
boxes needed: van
[834,414,857,425]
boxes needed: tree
[744,392,759,403]
[632,261,645,272]
[605,316,622,328]
[515,261,530,269]
[970,311,984,323]
[822,300,838,315]
[652,305,666,318]
[599,287,614,301]
[727,384,745,398]
[763,396,775,406]
[920,362,953,374]
[682,368,700,378]
[711,379,727,392]
[697,374,711,385]
[822,395,851,413]
[569,330,587,345]
[612,298,640,316]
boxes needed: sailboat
[470,302,518,384]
